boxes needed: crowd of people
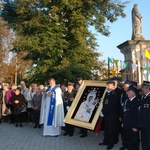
[0,77,149,150]
[98,77,150,150]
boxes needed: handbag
[18,103,26,113]
[4,107,11,115]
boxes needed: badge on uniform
[144,104,149,108]
[105,99,109,104]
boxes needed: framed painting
[64,80,107,130]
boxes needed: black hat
[111,76,120,81]
[124,80,132,86]
[127,86,137,93]
[77,77,83,81]
[106,80,115,86]
[131,81,137,88]
[142,81,150,87]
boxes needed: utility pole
[15,56,17,86]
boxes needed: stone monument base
[117,39,150,84]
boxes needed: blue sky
[92,0,150,62]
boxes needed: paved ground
[0,122,122,150]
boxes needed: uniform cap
[67,82,74,86]
[106,80,115,86]
[77,77,83,81]
[124,80,132,86]
[131,81,137,88]
[127,86,137,93]
[142,81,150,87]
[111,76,120,81]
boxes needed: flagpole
[120,60,122,70]
[147,57,149,80]
[148,60,150,81]
[117,61,118,77]
[112,58,114,69]
[108,58,110,79]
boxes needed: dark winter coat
[12,93,25,115]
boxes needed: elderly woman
[11,87,26,127]
[32,87,42,128]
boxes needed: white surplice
[43,86,65,136]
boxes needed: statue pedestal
[117,39,150,84]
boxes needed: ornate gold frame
[64,80,106,130]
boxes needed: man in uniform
[63,83,77,136]
[110,76,122,144]
[99,80,118,149]
[119,80,132,150]
[138,81,150,150]
[122,86,140,150]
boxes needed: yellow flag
[113,59,118,67]
[144,49,150,59]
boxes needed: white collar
[50,85,56,89]
[107,90,112,93]
[129,96,136,101]
[145,92,150,98]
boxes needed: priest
[43,78,65,136]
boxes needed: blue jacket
[102,91,118,120]
[123,96,140,129]
[138,93,150,128]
